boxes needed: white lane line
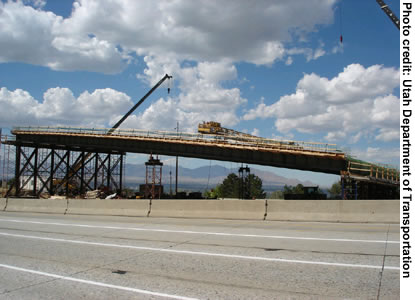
[0,263,199,300]
[0,232,400,271]
[0,218,399,244]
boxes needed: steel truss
[6,145,124,198]
[238,165,251,200]
[341,174,399,200]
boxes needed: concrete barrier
[266,199,399,223]
[338,200,399,223]
[149,199,266,220]
[5,198,68,214]
[0,198,6,211]
[67,199,150,217]
[1,197,399,223]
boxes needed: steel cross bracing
[4,144,124,198]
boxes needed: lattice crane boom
[375,0,400,29]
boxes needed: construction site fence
[11,126,343,154]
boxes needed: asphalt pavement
[0,212,399,299]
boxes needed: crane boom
[108,74,172,134]
[375,0,400,29]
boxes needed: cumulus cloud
[243,64,399,143]
[0,0,339,133]
[0,0,337,73]
[0,87,133,128]
[122,57,247,132]
[0,1,126,73]
[350,147,399,166]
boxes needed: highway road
[0,212,399,299]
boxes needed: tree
[204,186,220,199]
[217,173,239,198]
[283,184,304,194]
[328,181,342,198]
[216,173,265,199]
[247,174,266,199]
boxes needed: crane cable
[167,76,172,94]
[339,1,343,43]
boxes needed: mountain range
[124,163,316,192]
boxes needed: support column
[14,145,21,196]
[80,151,85,194]
[50,149,55,195]
[107,154,111,190]
[94,153,98,190]
[119,154,123,195]
[33,147,38,196]
[65,151,70,198]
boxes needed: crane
[375,0,400,29]
[108,74,172,134]
[55,74,172,195]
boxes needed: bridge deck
[8,126,345,175]
[6,126,399,184]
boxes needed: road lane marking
[0,232,400,270]
[0,263,199,300]
[0,218,399,244]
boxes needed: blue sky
[0,0,400,187]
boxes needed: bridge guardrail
[12,126,343,154]
[345,158,399,183]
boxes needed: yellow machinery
[198,121,255,138]
[198,121,223,134]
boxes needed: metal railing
[12,126,344,154]
[346,158,399,182]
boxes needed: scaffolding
[143,155,163,199]
[238,165,251,199]
[3,143,124,198]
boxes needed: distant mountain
[124,163,316,192]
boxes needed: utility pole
[175,121,179,197]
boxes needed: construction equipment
[197,121,301,150]
[55,74,172,196]
[108,74,172,134]
[375,0,400,29]
[198,121,257,138]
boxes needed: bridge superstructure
[2,126,399,199]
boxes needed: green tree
[283,184,304,194]
[217,173,239,198]
[328,181,342,198]
[204,186,220,199]
[216,173,265,199]
[247,174,266,199]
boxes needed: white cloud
[0,1,126,74]
[129,56,247,131]
[285,57,293,66]
[0,0,339,133]
[0,88,39,126]
[0,87,133,128]
[133,57,241,130]
[243,64,399,143]
[251,128,260,136]
[23,0,46,9]
[349,147,399,166]
[0,0,337,73]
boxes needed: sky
[0,0,400,187]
